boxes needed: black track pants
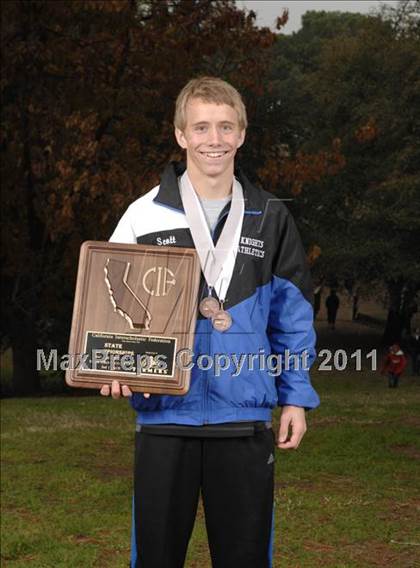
[131,429,275,568]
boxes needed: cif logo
[142,266,176,297]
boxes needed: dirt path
[315,319,384,353]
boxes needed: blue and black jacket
[110,161,320,425]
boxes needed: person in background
[325,289,340,330]
[382,306,403,347]
[380,343,407,388]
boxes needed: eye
[222,124,233,132]
[194,125,207,132]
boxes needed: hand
[100,380,151,399]
[277,405,307,450]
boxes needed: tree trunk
[11,329,40,395]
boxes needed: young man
[101,77,320,568]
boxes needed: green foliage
[267,5,420,295]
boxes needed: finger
[100,384,110,396]
[278,430,305,450]
[121,385,132,398]
[111,380,121,399]
[143,392,151,399]
[289,430,304,447]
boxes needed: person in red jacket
[381,343,407,388]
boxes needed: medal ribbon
[179,171,244,303]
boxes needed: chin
[204,164,229,177]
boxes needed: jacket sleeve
[268,211,320,411]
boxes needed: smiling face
[175,98,245,180]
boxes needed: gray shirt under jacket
[199,195,232,233]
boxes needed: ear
[237,128,246,149]
[175,128,187,149]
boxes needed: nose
[207,125,222,146]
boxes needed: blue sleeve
[268,276,320,410]
[268,211,320,411]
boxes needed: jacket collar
[154,161,264,214]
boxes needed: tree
[1,0,280,394]
[262,6,420,338]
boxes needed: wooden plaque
[66,241,201,394]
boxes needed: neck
[186,162,233,200]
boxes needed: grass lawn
[1,361,420,566]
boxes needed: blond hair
[174,76,248,131]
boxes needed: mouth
[199,151,229,160]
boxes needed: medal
[199,295,220,318]
[211,309,232,332]
[179,171,244,333]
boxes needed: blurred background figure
[325,289,340,330]
[380,343,407,388]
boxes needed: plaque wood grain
[66,241,201,394]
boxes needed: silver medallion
[211,310,232,332]
[199,296,220,318]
